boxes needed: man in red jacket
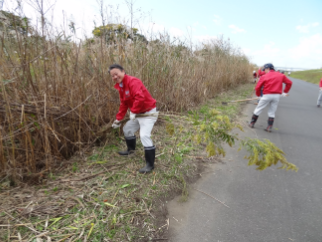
[249,63,293,132]
[317,78,322,107]
[109,64,158,173]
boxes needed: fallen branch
[193,188,230,208]
[4,211,41,234]
[68,196,85,209]
[54,95,92,121]
[121,209,146,216]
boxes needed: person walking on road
[109,64,158,173]
[317,77,322,107]
[253,71,257,83]
[249,63,293,132]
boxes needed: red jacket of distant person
[258,69,266,77]
[253,72,257,78]
[114,75,156,120]
[255,70,292,97]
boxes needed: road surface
[168,77,322,242]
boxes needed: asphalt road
[168,77,322,242]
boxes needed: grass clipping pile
[0,113,205,241]
[0,84,298,241]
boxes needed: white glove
[130,112,136,120]
[112,120,121,129]
[282,93,288,97]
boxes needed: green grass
[291,69,322,84]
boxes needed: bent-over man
[109,64,158,173]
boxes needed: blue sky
[3,0,322,69]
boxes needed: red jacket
[319,78,322,88]
[114,75,156,120]
[253,72,257,78]
[255,70,292,97]
[258,69,266,77]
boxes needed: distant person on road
[253,71,257,83]
[254,67,266,105]
[257,68,266,78]
[249,63,293,132]
[288,71,291,76]
[317,77,322,108]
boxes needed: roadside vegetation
[0,7,251,183]
[0,83,255,241]
[291,69,322,84]
[0,81,297,241]
[0,2,297,241]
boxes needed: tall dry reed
[0,10,252,181]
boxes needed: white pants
[123,108,158,147]
[254,94,280,118]
[317,90,322,105]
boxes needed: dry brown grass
[0,9,252,182]
[0,83,255,241]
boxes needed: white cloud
[170,27,185,37]
[229,24,245,34]
[242,48,251,55]
[148,23,166,32]
[288,34,322,65]
[247,42,282,66]
[139,22,167,37]
[188,25,197,32]
[247,37,322,69]
[296,22,319,33]
[213,15,222,25]
[3,0,98,36]
[253,42,280,58]
[194,35,217,43]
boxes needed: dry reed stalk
[0,10,253,181]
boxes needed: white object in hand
[130,112,136,120]
[112,120,121,129]
[282,93,288,97]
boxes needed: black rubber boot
[118,136,136,155]
[249,114,259,128]
[265,117,274,132]
[139,146,155,174]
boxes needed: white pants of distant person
[123,108,158,147]
[253,94,280,118]
[317,90,322,106]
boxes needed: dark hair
[108,64,125,74]
[263,63,275,70]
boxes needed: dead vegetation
[0,4,252,182]
[0,83,255,241]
